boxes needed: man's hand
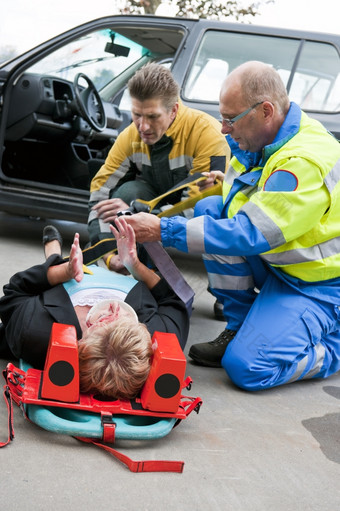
[124,212,161,243]
[92,198,129,223]
[197,171,225,192]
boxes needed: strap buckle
[101,412,116,444]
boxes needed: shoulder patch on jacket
[263,170,298,192]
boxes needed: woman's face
[85,300,138,329]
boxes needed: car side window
[288,40,340,112]
[183,30,340,113]
[183,30,300,102]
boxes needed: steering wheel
[73,73,106,132]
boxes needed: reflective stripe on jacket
[161,103,340,283]
[222,104,340,281]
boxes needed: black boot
[188,329,237,367]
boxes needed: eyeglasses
[220,101,264,128]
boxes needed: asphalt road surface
[1,211,340,511]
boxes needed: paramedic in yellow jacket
[88,63,230,271]
[123,61,340,391]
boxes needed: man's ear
[171,102,179,120]
[263,101,274,120]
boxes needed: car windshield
[29,29,148,90]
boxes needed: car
[0,15,339,224]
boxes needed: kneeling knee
[222,351,267,391]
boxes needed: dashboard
[5,73,122,143]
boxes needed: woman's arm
[111,216,189,348]
[110,217,161,290]
[47,233,84,286]
[0,234,83,324]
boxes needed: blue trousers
[195,196,340,390]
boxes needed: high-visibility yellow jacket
[161,103,340,283]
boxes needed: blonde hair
[78,318,152,400]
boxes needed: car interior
[2,25,186,192]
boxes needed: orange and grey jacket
[88,101,230,243]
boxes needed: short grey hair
[236,61,290,115]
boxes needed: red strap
[101,413,116,444]
[1,387,184,471]
[0,386,15,448]
[75,437,184,473]
[1,373,185,471]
